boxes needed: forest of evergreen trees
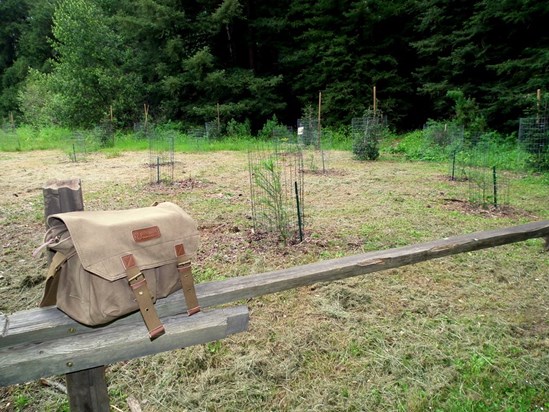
[0,0,547,133]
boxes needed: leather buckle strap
[121,254,165,339]
[175,244,200,315]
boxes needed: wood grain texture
[42,178,84,224]
[0,306,249,386]
[3,219,547,350]
[66,367,109,412]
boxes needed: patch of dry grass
[0,150,548,411]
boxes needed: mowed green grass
[0,149,547,411]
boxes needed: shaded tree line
[0,0,547,132]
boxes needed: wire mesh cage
[148,127,175,185]
[187,125,207,150]
[248,143,305,243]
[518,117,548,172]
[0,115,19,151]
[297,118,329,172]
[351,113,387,161]
[205,121,222,140]
[297,118,320,148]
[462,141,510,208]
[272,126,296,146]
[420,122,464,170]
[94,119,115,148]
[133,122,151,140]
[423,122,464,148]
[67,131,91,162]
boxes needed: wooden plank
[0,306,249,386]
[2,219,548,349]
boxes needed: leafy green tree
[446,89,486,133]
[18,70,62,126]
[45,0,141,127]
[0,0,30,118]
[1,1,58,120]
[106,0,194,120]
[278,0,418,129]
[472,0,549,129]
[412,0,480,119]
[413,0,549,131]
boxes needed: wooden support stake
[66,367,109,412]
[217,102,221,130]
[144,103,149,131]
[43,179,109,412]
[373,86,377,115]
[318,91,322,139]
[318,91,326,171]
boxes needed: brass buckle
[128,271,145,284]
[177,260,191,269]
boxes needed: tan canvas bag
[39,202,200,339]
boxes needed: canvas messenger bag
[38,202,200,339]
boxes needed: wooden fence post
[43,179,110,412]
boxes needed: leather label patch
[132,226,161,243]
[175,243,186,257]
[121,254,136,269]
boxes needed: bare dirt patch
[441,198,540,219]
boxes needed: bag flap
[46,202,199,281]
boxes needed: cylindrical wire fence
[0,115,19,151]
[148,126,175,185]
[351,114,387,161]
[462,140,510,208]
[248,143,305,243]
[205,121,222,140]
[67,131,91,162]
[420,122,464,171]
[187,126,207,150]
[297,118,329,172]
[95,119,115,148]
[518,117,548,172]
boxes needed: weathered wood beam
[0,306,249,386]
[3,220,548,349]
[43,178,84,224]
[65,367,109,412]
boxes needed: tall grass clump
[0,125,73,151]
[385,129,440,160]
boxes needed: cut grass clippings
[0,149,547,411]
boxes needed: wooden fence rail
[3,220,548,348]
[2,220,548,385]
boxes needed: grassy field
[0,144,547,411]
